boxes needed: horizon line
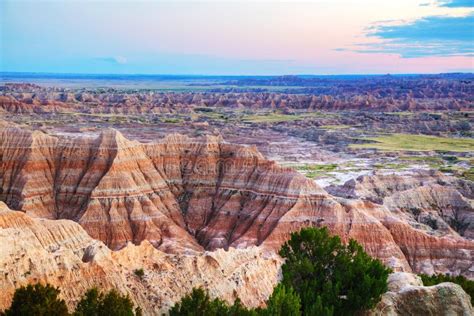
[1,71,473,78]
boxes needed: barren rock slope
[0,202,281,314]
[0,127,473,277]
[1,202,472,315]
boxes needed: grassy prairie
[351,134,474,152]
[242,111,335,123]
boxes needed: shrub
[424,217,439,230]
[3,283,69,316]
[169,288,256,316]
[279,227,391,316]
[74,288,136,316]
[134,306,143,316]
[408,207,421,218]
[169,288,228,316]
[228,298,257,316]
[420,274,474,305]
[74,288,100,316]
[98,290,135,316]
[134,269,145,279]
[262,284,301,316]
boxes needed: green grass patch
[399,155,445,169]
[319,124,352,130]
[198,112,228,120]
[351,134,474,153]
[295,164,338,172]
[400,155,444,163]
[385,111,414,116]
[461,168,474,181]
[242,113,304,123]
[241,111,337,123]
[373,162,410,170]
[292,163,338,179]
[162,118,183,124]
[194,107,231,120]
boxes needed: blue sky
[439,0,473,8]
[361,0,474,58]
[1,0,473,75]
[362,13,474,58]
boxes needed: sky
[1,0,473,75]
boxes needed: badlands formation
[0,124,473,314]
[0,201,280,312]
[1,75,472,113]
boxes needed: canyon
[1,126,472,277]
[0,76,473,314]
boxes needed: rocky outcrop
[0,202,281,314]
[327,170,474,240]
[0,96,36,114]
[1,127,473,277]
[0,126,332,253]
[1,204,472,315]
[368,272,473,315]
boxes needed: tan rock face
[1,127,473,277]
[368,272,473,316]
[0,203,281,314]
[1,204,472,315]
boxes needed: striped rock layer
[0,202,281,313]
[0,127,473,277]
[1,203,471,315]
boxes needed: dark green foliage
[261,284,301,316]
[134,269,145,279]
[169,288,256,316]
[227,298,257,316]
[3,283,69,316]
[408,207,421,218]
[171,228,390,316]
[3,227,392,316]
[170,227,390,316]
[134,306,143,316]
[279,227,391,316]
[98,290,135,316]
[74,288,100,316]
[424,217,439,230]
[74,288,136,316]
[420,274,474,305]
[169,288,226,316]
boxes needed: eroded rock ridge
[1,127,473,278]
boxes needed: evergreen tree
[228,298,257,316]
[262,284,301,316]
[169,288,256,316]
[98,289,134,316]
[74,288,136,316]
[279,227,391,315]
[74,288,100,316]
[169,288,229,316]
[3,283,69,316]
[420,274,473,305]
